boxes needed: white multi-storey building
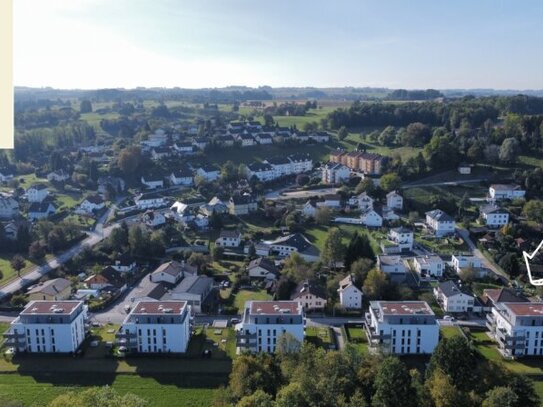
[365,301,439,355]
[413,255,444,278]
[26,184,49,203]
[425,209,455,237]
[434,281,475,313]
[388,227,414,252]
[4,301,86,353]
[338,275,363,309]
[116,301,191,353]
[235,301,305,354]
[480,205,509,228]
[487,302,543,358]
[321,162,350,184]
[288,153,313,174]
[386,191,403,210]
[246,162,276,182]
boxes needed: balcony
[236,332,257,348]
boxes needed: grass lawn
[0,255,42,286]
[415,233,469,255]
[344,326,369,355]
[233,289,272,312]
[0,373,220,407]
[440,326,462,339]
[305,327,334,350]
[190,327,237,360]
[304,224,381,254]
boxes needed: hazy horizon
[14,0,543,90]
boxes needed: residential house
[228,195,258,215]
[479,204,509,228]
[486,302,543,358]
[377,255,406,275]
[288,153,313,173]
[84,266,127,291]
[200,196,228,216]
[28,202,56,220]
[309,131,330,143]
[247,257,279,280]
[47,169,70,182]
[301,200,317,218]
[116,301,191,353]
[135,193,167,210]
[111,253,137,273]
[380,206,400,222]
[413,255,444,278]
[316,194,342,209]
[433,281,475,313]
[321,162,350,184]
[192,137,209,150]
[0,196,19,219]
[215,229,242,248]
[3,301,86,353]
[361,208,383,227]
[246,162,276,182]
[292,131,309,142]
[26,184,49,203]
[196,165,220,182]
[151,146,172,161]
[425,209,456,237]
[76,194,105,214]
[150,261,196,285]
[451,254,485,277]
[98,176,125,195]
[255,133,273,145]
[168,275,214,313]
[174,142,195,155]
[489,184,526,201]
[141,175,164,189]
[481,288,527,313]
[235,301,305,354]
[365,301,439,354]
[290,280,326,311]
[238,134,256,147]
[352,192,374,211]
[264,156,292,177]
[337,275,363,309]
[386,191,403,210]
[388,227,414,252]
[261,233,320,262]
[27,278,72,301]
[142,210,166,228]
[169,167,194,186]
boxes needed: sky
[13,0,543,90]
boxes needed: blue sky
[13,0,543,89]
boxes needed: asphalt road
[0,200,121,300]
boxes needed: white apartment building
[265,156,293,177]
[236,301,305,354]
[480,205,509,228]
[288,153,313,174]
[4,301,86,353]
[425,209,456,237]
[414,255,444,278]
[487,302,543,358]
[365,301,439,355]
[116,301,191,353]
[434,281,475,313]
[338,275,363,309]
[321,162,351,184]
[246,162,276,182]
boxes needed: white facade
[361,209,383,227]
[386,191,403,210]
[414,255,444,278]
[487,302,543,358]
[4,301,86,353]
[301,201,317,218]
[434,281,475,313]
[389,227,414,252]
[215,231,242,247]
[338,275,363,309]
[141,176,164,189]
[452,254,482,273]
[27,185,49,203]
[480,205,509,227]
[425,209,455,237]
[77,197,105,214]
[135,194,167,210]
[378,255,406,274]
[489,184,526,200]
[246,163,276,182]
[365,301,439,355]
[236,301,305,354]
[196,167,220,182]
[117,301,191,353]
[169,172,193,186]
[321,162,351,184]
